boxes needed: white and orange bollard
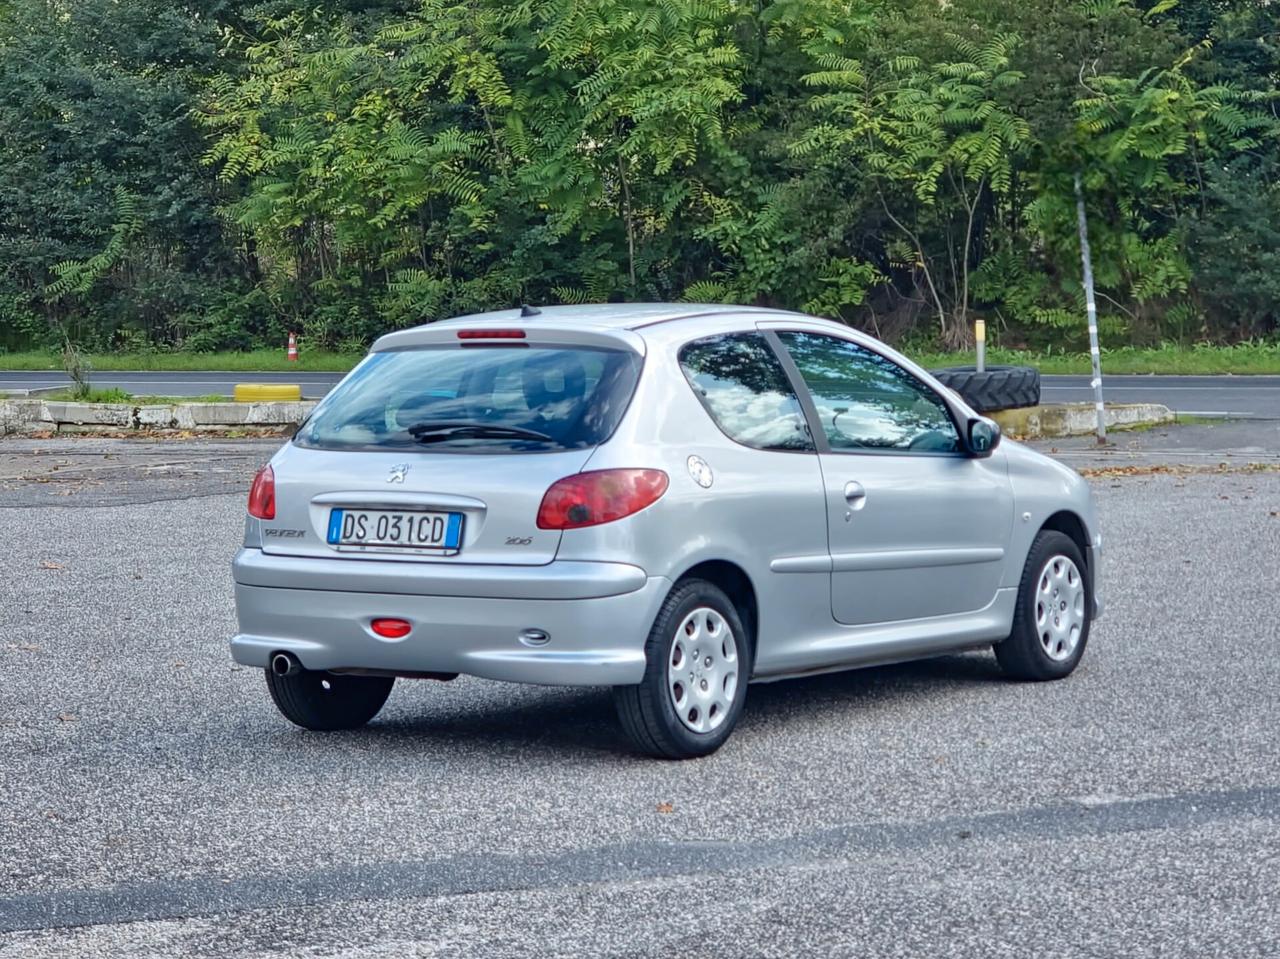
[286,332,299,362]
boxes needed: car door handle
[843,481,866,503]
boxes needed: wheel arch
[1039,511,1090,574]
[671,559,759,668]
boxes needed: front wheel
[995,531,1092,681]
[613,579,750,759]
[265,667,395,731]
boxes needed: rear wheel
[613,579,749,759]
[995,531,1091,681]
[265,667,394,731]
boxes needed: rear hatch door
[261,445,595,565]
[258,327,643,566]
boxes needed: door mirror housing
[967,417,1001,457]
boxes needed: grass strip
[35,389,232,404]
[3,341,1280,375]
[0,350,358,372]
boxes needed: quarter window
[777,331,960,453]
[678,334,813,451]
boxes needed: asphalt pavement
[0,430,1278,956]
[4,368,1280,418]
[1039,373,1280,419]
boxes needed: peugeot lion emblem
[387,463,410,484]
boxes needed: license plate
[326,508,463,554]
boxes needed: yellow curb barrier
[233,383,302,403]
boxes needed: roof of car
[426,303,801,332]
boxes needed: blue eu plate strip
[446,512,462,548]
[327,509,344,544]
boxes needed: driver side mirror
[967,417,1001,457]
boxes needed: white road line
[1177,411,1260,418]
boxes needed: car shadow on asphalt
[337,650,1006,758]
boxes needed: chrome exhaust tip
[270,652,302,677]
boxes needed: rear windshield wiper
[406,422,553,443]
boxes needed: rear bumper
[231,550,668,686]
[233,548,649,599]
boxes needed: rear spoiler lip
[371,324,647,356]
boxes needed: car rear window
[295,345,642,453]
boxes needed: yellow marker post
[233,383,302,403]
[975,319,986,373]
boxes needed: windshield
[294,344,643,453]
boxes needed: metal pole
[975,318,986,373]
[1074,173,1106,445]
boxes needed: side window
[678,333,813,451]
[777,331,960,454]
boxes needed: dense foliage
[0,0,1276,353]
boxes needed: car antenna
[520,303,542,318]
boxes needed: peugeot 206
[231,304,1101,758]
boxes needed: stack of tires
[930,365,1040,413]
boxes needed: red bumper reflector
[371,618,412,639]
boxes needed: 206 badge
[387,463,410,484]
[687,455,714,489]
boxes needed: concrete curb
[0,398,1175,439]
[992,403,1174,439]
[0,399,317,436]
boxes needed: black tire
[613,579,751,759]
[931,365,1040,412]
[265,668,394,731]
[995,531,1091,681]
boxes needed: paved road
[1039,373,1280,419]
[0,434,1277,956]
[0,370,343,399]
[4,369,1280,418]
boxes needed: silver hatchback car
[232,304,1101,758]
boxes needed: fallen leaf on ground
[56,712,77,723]
[38,560,65,571]
[1080,463,1280,479]
[655,802,674,814]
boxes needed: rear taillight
[248,465,275,520]
[536,469,669,530]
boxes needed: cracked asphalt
[0,431,1278,957]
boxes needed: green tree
[2,0,1276,354]
[0,0,253,351]
[796,30,1031,346]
